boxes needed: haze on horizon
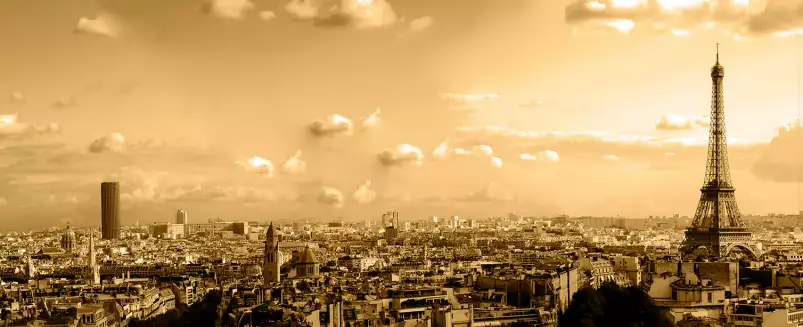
[1,0,803,230]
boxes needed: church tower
[87,232,100,285]
[263,222,280,285]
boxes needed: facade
[101,182,121,240]
[61,223,76,253]
[295,245,320,278]
[87,232,100,285]
[176,209,188,224]
[263,222,281,285]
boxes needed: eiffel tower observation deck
[679,45,760,261]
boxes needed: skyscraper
[101,182,120,240]
[176,209,188,224]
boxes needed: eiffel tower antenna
[680,44,760,260]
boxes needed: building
[151,223,185,239]
[101,182,121,240]
[176,209,188,224]
[232,222,249,235]
[61,223,76,253]
[263,222,280,285]
[87,232,100,285]
[295,245,319,278]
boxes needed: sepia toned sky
[1,0,803,230]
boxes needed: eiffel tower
[679,45,760,260]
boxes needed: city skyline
[2,0,803,230]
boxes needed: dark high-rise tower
[680,45,759,260]
[101,182,120,240]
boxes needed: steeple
[263,222,280,285]
[87,231,100,285]
[266,222,275,239]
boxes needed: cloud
[236,156,275,177]
[9,92,24,104]
[442,93,500,111]
[318,186,344,207]
[491,156,503,168]
[752,120,803,182]
[0,113,60,141]
[521,150,560,162]
[655,113,710,130]
[259,11,277,21]
[352,180,377,204]
[88,133,126,153]
[362,108,381,129]
[432,141,450,159]
[50,97,78,110]
[286,0,399,29]
[75,16,118,37]
[309,114,354,137]
[202,0,255,19]
[378,144,424,166]
[455,182,515,203]
[563,0,803,38]
[281,150,307,174]
[408,16,434,31]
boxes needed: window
[707,292,712,303]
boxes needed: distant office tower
[176,209,188,224]
[101,182,120,240]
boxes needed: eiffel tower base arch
[680,229,760,261]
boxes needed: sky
[1,0,803,230]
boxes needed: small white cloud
[352,180,377,204]
[603,154,621,162]
[88,133,125,153]
[378,144,424,166]
[285,0,320,20]
[432,141,449,159]
[259,10,277,21]
[236,156,275,177]
[655,113,710,130]
[491,156,503,168]
[309,114,354,137]
[286,0,399,29]
[409,16,434,31]
[75,16,117,37]
[521,150,560,162]
[281,150,307,174]
[362,108,381,129]
[318,186,344,207]
[204,0,255,19]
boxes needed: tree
[559,282,670,327]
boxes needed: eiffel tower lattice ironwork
[680,45,760,260]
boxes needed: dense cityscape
[1,49,803,327]
[5,0,803,325]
